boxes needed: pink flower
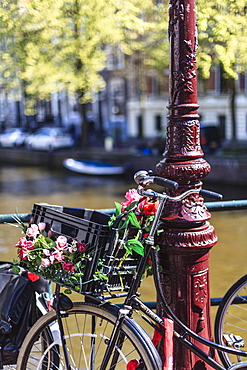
[137,198,146,213]
[25,240,35,249]
[62,261,74,272]
[19,247,29,260]
[77,242,87,253]
[15,237,34,250]
[38,222,46,231]
[56,236,68,249]
[15,237,27,248]
[43,249,51,256]
[49,254,55,264]
[52,249,64,262]
[41,258,51,267]
[26,224,39,238]
[121,189,142,211]
[125,189,142,202]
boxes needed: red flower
[127,359,139,369]
[77,242,87,252]
[27,272,40,282]
[62,261,74,272]
[143,202,158,215]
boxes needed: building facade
[126,65,247,148]
[1,57,247,150]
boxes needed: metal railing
[2,199,247,225]
[2,199,247,307]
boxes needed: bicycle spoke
[17,303,162,369]
[215,275,247,367]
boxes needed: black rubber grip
[200,189,223,200]
[154,177,179,190]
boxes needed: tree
[196,0,247,149]
[0,0,155,147]
[124,0,247,148]
[1,0,246,148]
[114,1,170,139]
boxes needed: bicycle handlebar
[134,170,223,201]
[134,170,178,190]
[200,189,223,200]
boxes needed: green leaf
[119,217,130,230]
[124,243,133,255]
[125,239,144,256]
[114,202,122,216]
[125,201,138,212]
[12,265,21,274]
[36,256,41,266]
[127,212,141,229]
[108,213,116,228]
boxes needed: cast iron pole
[156,0,217,368]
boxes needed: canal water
[0,164,247,325]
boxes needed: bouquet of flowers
[13,188,159,293]
[109,188,159,280]
[13,218,106,293]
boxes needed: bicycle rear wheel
[17,302,162,370]
[214,274,247,367]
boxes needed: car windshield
[3,129,18,134]
[35,128,62,136]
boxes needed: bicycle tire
[214,274,247,367]
[17,301,162,370]
[1,325,59,370]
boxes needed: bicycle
[215,274,247,367]
[15,170,247,370]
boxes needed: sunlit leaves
[0,0,157,107]
[197,0,247,80]
[1,0,246,109]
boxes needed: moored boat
[63,158,125,175]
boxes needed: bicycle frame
[98,187,247,370]
[53,180,247,370]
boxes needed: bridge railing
[2,199,247,307]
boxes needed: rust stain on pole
[156,0,217,368]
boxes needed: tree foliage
[197,0,247,80]
[0,0,155,111]
[196,0,247,147]
[0,0,247,147]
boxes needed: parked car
[0,128,29,147]
[200,125,221,153]
[25,127,74,151]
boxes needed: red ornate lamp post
[156,0,217,368]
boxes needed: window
[137,115,143,138]
[218,115,226,139]
[155,115,162,131]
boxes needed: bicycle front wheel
[214,274,247,367]
[17,302,162,370]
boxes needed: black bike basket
[29,203,139,295]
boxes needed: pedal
[223,334,244,348]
